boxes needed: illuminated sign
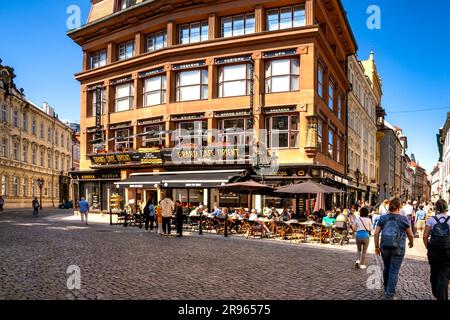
[89,148,163,166]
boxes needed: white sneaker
[360,265,367,269]
[355,260,360,268]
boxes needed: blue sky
[0,0,449,173]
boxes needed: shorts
[417,220,426,229]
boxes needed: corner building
[69,0,357,212]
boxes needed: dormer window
[119,0,136,11]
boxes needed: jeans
[33,208,39,216]
[144,215,155,231]
[176,214,183,236]
[355,237,370,266]
[162,217,171,235]
[428,249,450,300]
[381,248,405,299]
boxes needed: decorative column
[208,13,218,40]
[255,6,265,32]
[167,22,176,47]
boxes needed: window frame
[218,118,253,146]
[115,82,134,112]
[179,21,209,44]
[174,121,208,147]
[318,64,324,99]
[91,49,107,69]
[328,127,334,159]
[221,13,255,38]
[328,77,335,111]
[142,124,166,148]
[143,74,167,107]
[175,69,209,102]
[114,128,133,152]
[118,40,135,61]
[218,63,252,98]
[266,5,306,31]
[146,30,168,52]
[265,58,300,94]
[265,114,299,149]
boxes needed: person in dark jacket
[32,197,40,217]
[175,200,184,237]
[143,199,156,231]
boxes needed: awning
[115,170,246,188]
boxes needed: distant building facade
[0,63,74,208]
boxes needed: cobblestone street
[0,210,434,300]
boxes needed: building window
[146,30,167,52]
[40,148,45,167]
[175,121,208,147]
[337,94,342,120]
[337,138,342,164]
[1,137,8,158]
[22,143,28,163]
[47,127,51,143]
[22,178,27,197]
[13,142,19,161]
[328,128,334,159]
[218,64,252,97]
[22,112,27,131]
[32,145,37,165]
[13,177,18,197]
[328,79,335,110]
[118,41,135,61]
[266,115,299,149]
[221,13,255,37]
[142,124,166,148]
[48,151,52,169]
[1,105,8,123]
[318,65,324,99]
[317,120,323,152]
[218,118,252,146]
[54,129,59,146]
[90,88,105,117]
[115,129,133,151]
[13,111,19,128]
[55,153,59,171]
[144,75,166,107]
[32,118,37,135]
[61,134,65,148]
[115,83,134,112]
[91,50,107,69]
[176,69,208,102]
[265,58,299,93]
[118,0,136,11]
[179,21,208,44]
[267,5,306,31]
[1,176,7,196]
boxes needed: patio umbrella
[218,180,274,210]
[275,181,344,217]
[314,193,326,212]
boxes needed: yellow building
[0,64,74,209]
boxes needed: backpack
[148,204,155,217]
[429,216,450,250]
[381,215,402,249]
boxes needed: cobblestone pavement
[0,210,434,300]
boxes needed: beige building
[0,64,74,209]
[347,52,380,205]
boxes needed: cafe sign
[164,146,250,164]
[89,148,163,166]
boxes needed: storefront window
[81,182,101,211]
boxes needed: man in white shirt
[401,200,415,226]
[160,196,175,236]
[379,200,389,215]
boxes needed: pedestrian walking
[415,204,427,238]
[379,199,389,216]
[78,197,89,225]
[156,202,163,236]
[423,199,450,300]
[0,196,4,212]
[352,207,372,269]
[175,200,184,237]
[143,199,156,231]
[32,197,40,217]
[160,196,174,236]
[374,198,414,300]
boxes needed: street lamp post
[37,178,44,210]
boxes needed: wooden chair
[288,223,302,243]
[246,220,264,239]
[312,224,323,243]
[240,219,250,237]
[275,221,286,239]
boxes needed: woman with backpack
[423,199,450,300]
[374,198,414,300]
[143,198,156,232]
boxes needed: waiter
[175,201,184,237]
